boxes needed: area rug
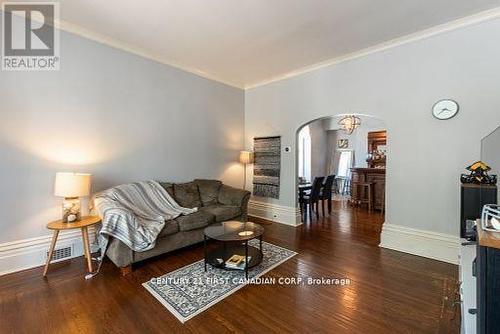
[143,240,297,323]
[253,136,281,199]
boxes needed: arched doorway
[295,114,388,241]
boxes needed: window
[337,150,353,178]
[298,126,311,182]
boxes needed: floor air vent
[47,246,73,261]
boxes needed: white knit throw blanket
[88,181,197,279]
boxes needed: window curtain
[328,150,355,178]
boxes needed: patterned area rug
[143,240,297,323]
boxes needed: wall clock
[432,99,459,120]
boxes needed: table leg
[43,230,59,277]
[245,240,249,279]
[204,235,207,272]
[81,227,93,273]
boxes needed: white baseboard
[248,200,302,226]
[380,223,460,264]
[0,227,99,276]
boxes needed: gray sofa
[105,179,251,274]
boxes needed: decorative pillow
[173,182,202,208]
[158,182,175,198]
[195,179,222,206]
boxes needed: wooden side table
[43,215,101,276]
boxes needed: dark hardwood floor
[0,200,460,333]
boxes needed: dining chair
[299,176,324,221]
[319,175,335,215]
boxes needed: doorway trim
[294,113,387,210]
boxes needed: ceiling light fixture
[338,115,361,135]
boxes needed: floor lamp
[239,151,254,190]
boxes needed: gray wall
[325,129,358,174]
[0,29,244,243]
[481,126,500,200]
[323,117,386,170]
[309,117,386,178]
[326,130,341,174]
[308,120,328,179]
[245,18,500,235]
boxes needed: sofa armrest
[93,198,134,268]
[218,185,250,212]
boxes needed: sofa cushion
[200,205,242,222]
[195,179,222,206]
[158,220,179,238]
[175,211,215,231]
[158,182,175,198]
[173,182,202,208]
[218,185,250,206]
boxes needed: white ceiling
[5,0,500,88]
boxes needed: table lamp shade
[54,173,91,198]
[239,151,254,164]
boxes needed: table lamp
[54,172,92,223]
[239,150,254,190]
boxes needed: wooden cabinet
[350,168,385,210]
[367,131,387,169]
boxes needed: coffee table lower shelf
[204,242,263,279]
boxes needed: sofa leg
[120,265,132,276]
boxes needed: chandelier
[338,115,361,135]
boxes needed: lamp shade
[239,151,254,164]
[54,172,91,198]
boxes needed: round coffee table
[204,221,264,279]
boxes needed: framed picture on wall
[338,139,349,149]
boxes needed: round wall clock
[432,99,459,120]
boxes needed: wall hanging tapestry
[253,136,281,199]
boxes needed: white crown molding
[248,200,302,226]
[380,223,460,264]
[51,18,244,89]
[245,6,500,89]
[4,5,500,90]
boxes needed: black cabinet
[461,184,497,239]
[477,244,500,333]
